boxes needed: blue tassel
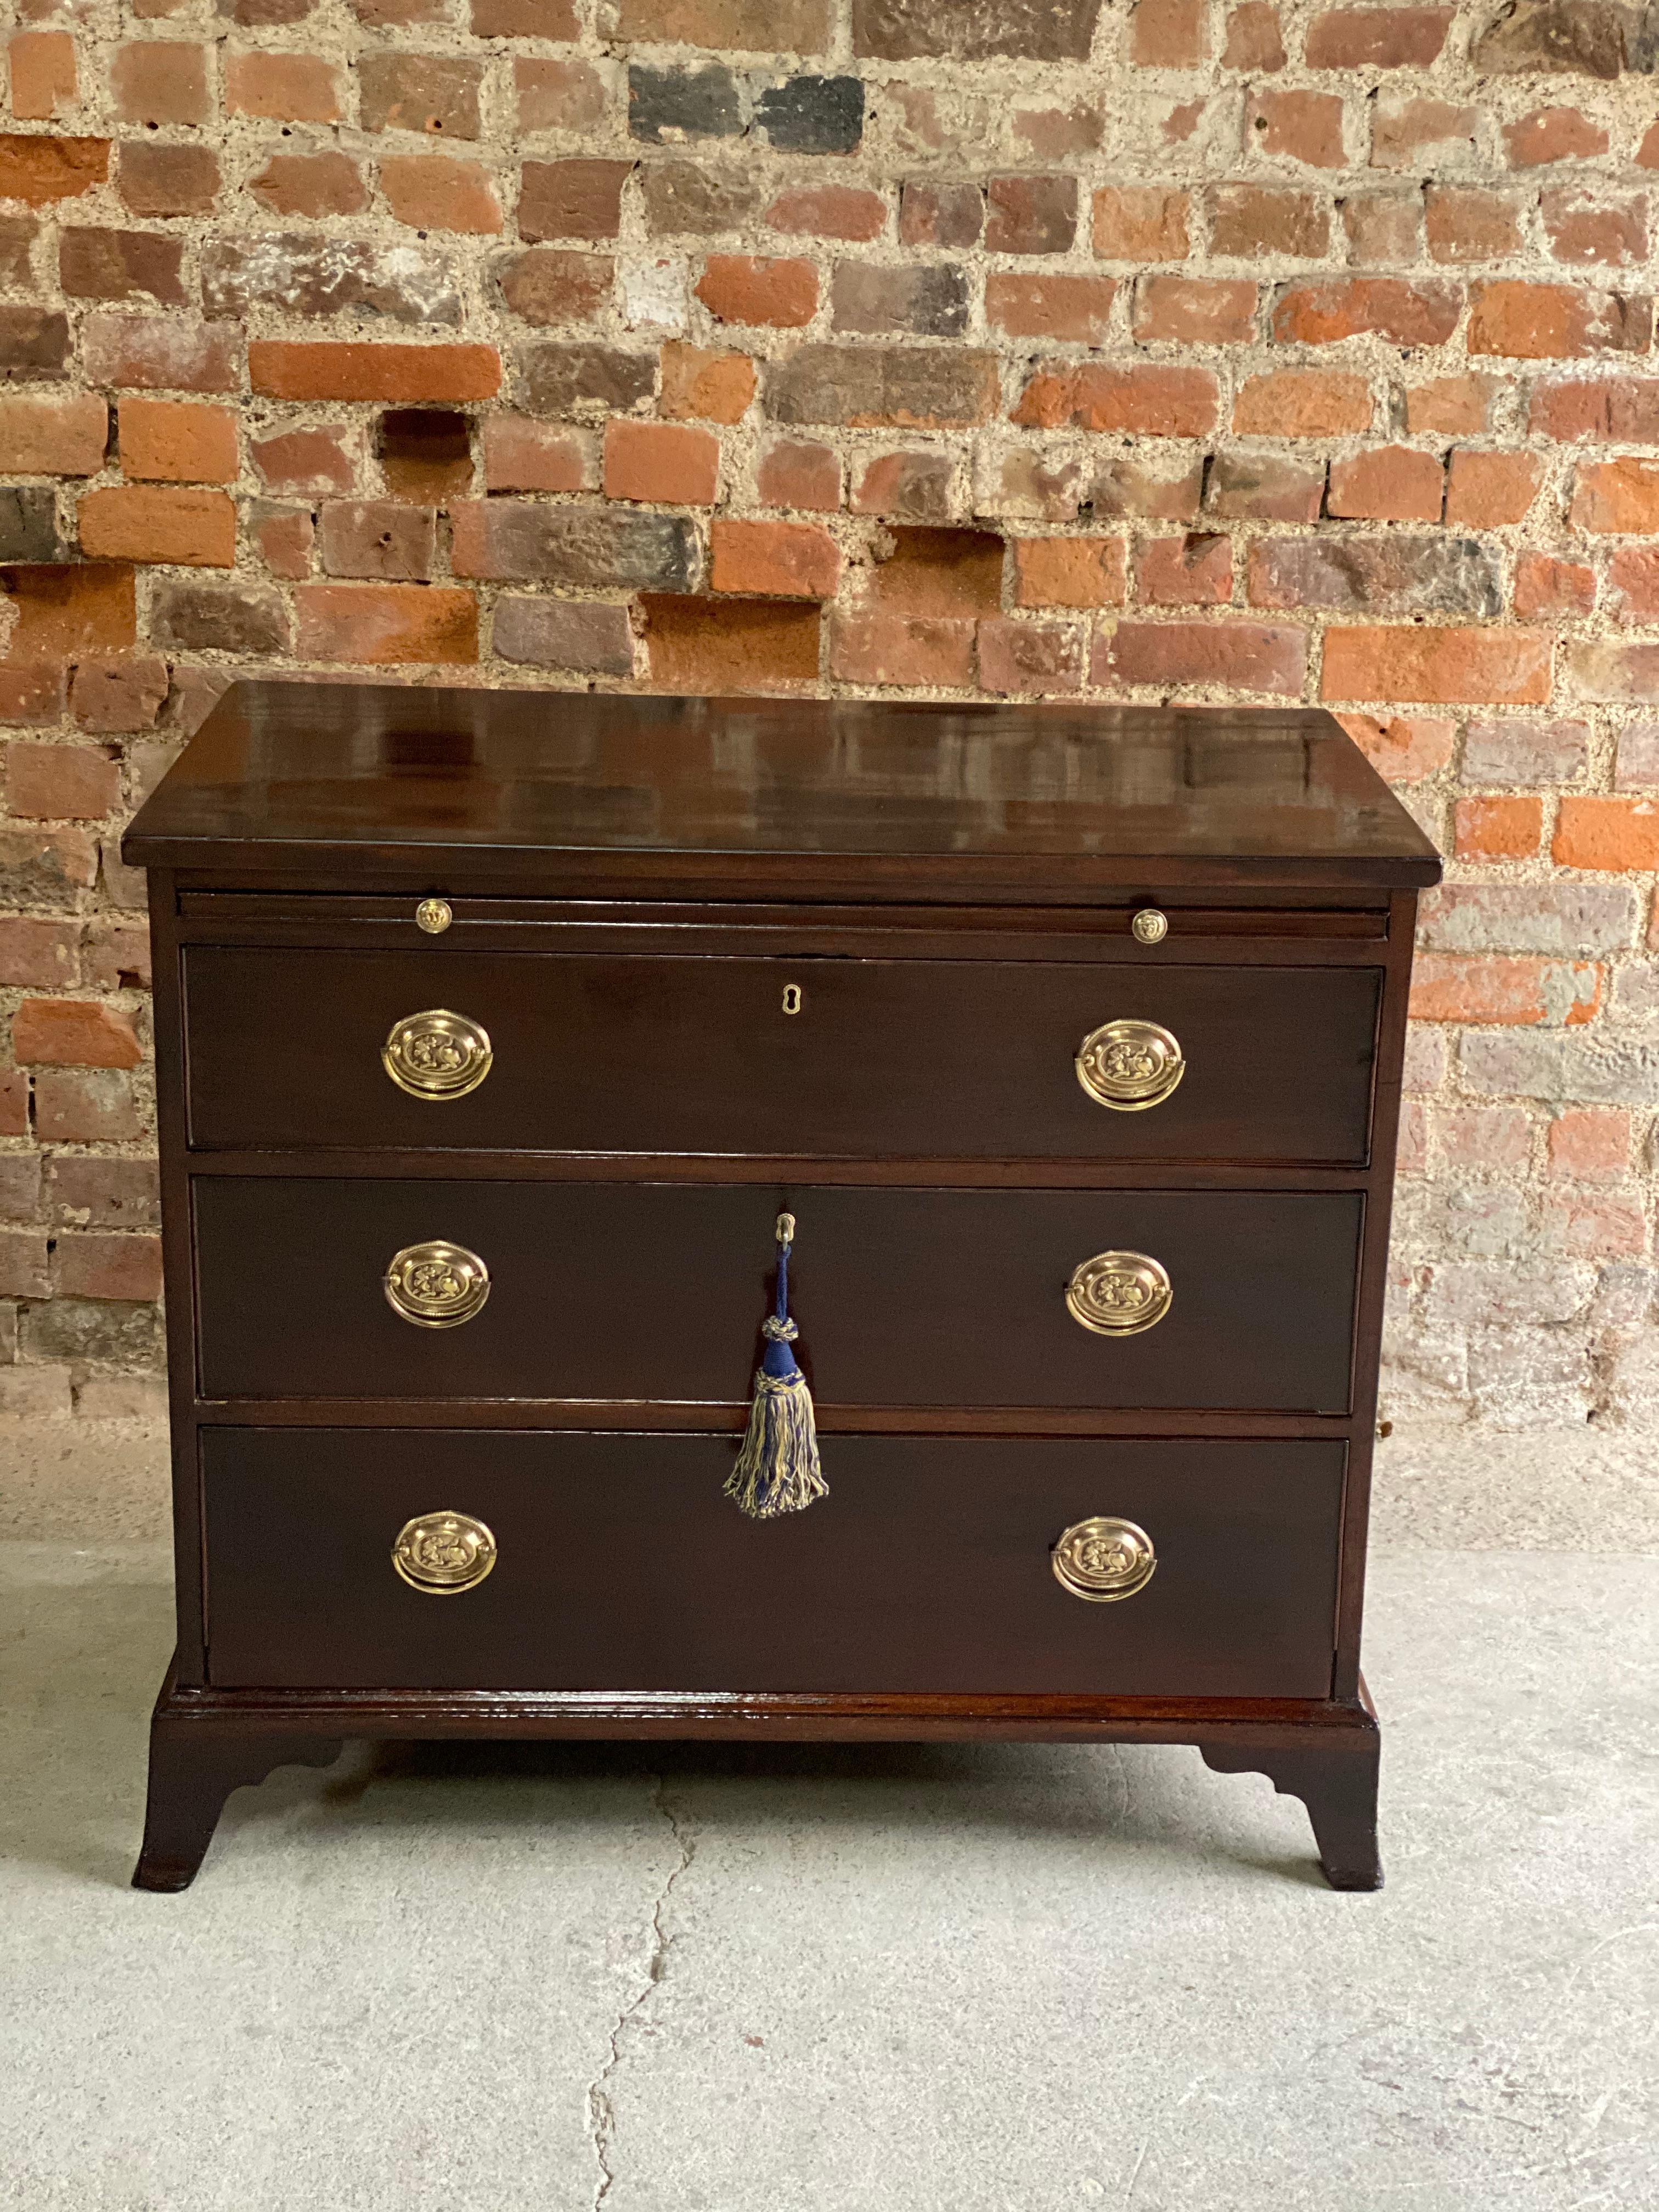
[725,1212,827,1520]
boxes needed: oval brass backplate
[392,1511,497,1595]
[382,1008,492,1100]
[1075,1019,1185,1113]
[1065,1250,1172,1336]
[1052,1516,1156,1602]
[384,1240,491,1329]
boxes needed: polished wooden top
[123,682,1441,893]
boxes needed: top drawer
[181,947,1380,1165]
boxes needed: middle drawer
[194,1181,1362,1413]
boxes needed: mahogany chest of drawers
[122,682,1440,1891]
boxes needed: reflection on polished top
[122,681,1442,890]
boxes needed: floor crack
[588,1772,696,2210]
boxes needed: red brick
[1566,641,1659,702]
[1410,954,1601,1025]
[496,249,612,328]
[0,393,106,475]
[1407,373,1498,435]
[59,227,184,307]
[515,56,608,133]
[0,918,78,989]
[10,31,76,121]
[110,41,208,126]
[828,612,973,687]
[977,617,1084,696]
[1425,187,1523,264]
[223,51,342,124]
[1012,537,1126,609]
[1,565,135,657]
[768,184,885,241]
[615,0,827,41]
[119,397,236,484]
[659,341,755,424]
[117,142,219,219]
[482,416,594,493]
[1222,2,1285,67]
[1271,277,1460,346]
[1013,102,1102,158]
[249,342,501,402]
[294,584,479,665]
[1011,362,1216,436]
[0,132,106,206]
[1092,185,1189,260]
[1514,554,1595,620]
[381,155,501,235]
[1552,796,1659,871]
[1606,547,1659,624]
[1571,458,1659,534]
[472,0,578,31]
[0,1070,28,1135]
[78,486,235,567]
[603,419,719,505]
[1135,532,1232,606]
[1205,449,1324,522]
[252,426,354,494]
[985,174,1076,253]
[1322,627,1551,706]
[1541,190,1647,270]
[1341,189,1421,263]
[1437,1105,1531,1170]
[76,658,166,735]
[1210,184,1328,259]
[1232,370,1370,437]
[1543,1191,1646,1257]
[1370,97,1476,169]
[1305,7,1451,65]
[1133,275,1256,345]
[1248,89,1344,167]
[1327,445,1444,522]
[986,273,1116,342]
[1454,795,1543,860]
[13,997,140,1067]
[81,314,239,393]
[1547,1109,1630,1184]
[1530,377,1659,443]
[32,1069,138,1142]
[1132,0,1206,65]
[518,158,631,242]
[52,1231,162,1301]
[318,500,435,582]
[1336,712,1454,782]
[757,438,840,512]
[898,180,981,249]
[710,518,838,599]
[1444,450,1541,527]
[0,666,65,726]
[642,594,819,691]
[248,150,366,218]
[850,450,952,521]
[865,527,1004,616]
[695,255,817,328]
[1470,282,1650,360]
[4,743,119,820]
[1505,106,1606,168]
[1095,620,1306,694]
[253,505,313,579]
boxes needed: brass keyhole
[782,984,803,1015]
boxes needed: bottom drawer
[202,1431,1345,1700]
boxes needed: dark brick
[117,142,221,218]
[1473,0,1639,78]
[497,249,614,326]
[1205,449,1326,522]
[831,262,969,336]
[493,596,635,674]
[201,236,462,324]
[0,826,97,906]
[0,213,35,286]
[1247,534,1504,617]
[765,344,1000,427]
[44,1156,161,1228]
[452,500,698,590]
[1085,455,1205,521]
[518,159,633,242]
[629,64,744,143]
[23,1296,164,1369]
[985,175,1077,255]
[0,307,69,382]
[640,161,765,235]
[231,0,317,21]
[0,487,60,564]
[899,179,982,247]
[521,342,656,417]
[150,580,291,655]
[853,0,1102,60]
[58,227,186,307]
[754,76,864,154]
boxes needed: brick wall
[2,0,1657,1424]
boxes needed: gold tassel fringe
[724,1368,827,1520]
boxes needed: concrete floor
[1,1422,1655,2210]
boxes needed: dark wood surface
[182,946,1382,1164]
[200,1430,1345,1699]
[193,1180,1363,1413]
[123,684,1441,893]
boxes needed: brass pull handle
[1053,1516,1156,1602]
[1066,1250,1171,1335]
[384,1240,490,1329]
[393,1511,496,1594]
[414,898,452,934]
[382,1008,492,1099]
[1131,908,1169,945]
[1075,1019,1185,1112]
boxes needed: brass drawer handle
[382,1008,492,1099]
[1053,1516,1156,1602]
[1131,908,1168,945]
[1075,1019,1185,1112]
[415,898,453,934]
[1066,1250,1172,1335]
[384,1240,490,1329]
[393,1511,496,1594]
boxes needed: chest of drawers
[123,683,1439,1891]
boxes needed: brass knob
[1075,1019,1185,1112]
[1131,908,1169,945]
[382,1008,492,1099]
[384,1240,490,1329]
[1053,1516,1156,1602]
[1066,1250,1172,1336]
[393,1511,496,1595]
[415,898,452,934]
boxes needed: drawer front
[194,1180,1362,1414]
[202,1429,1344,1697]
[182,947,1381,1164]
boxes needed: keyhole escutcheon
[782,984,803,1015]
